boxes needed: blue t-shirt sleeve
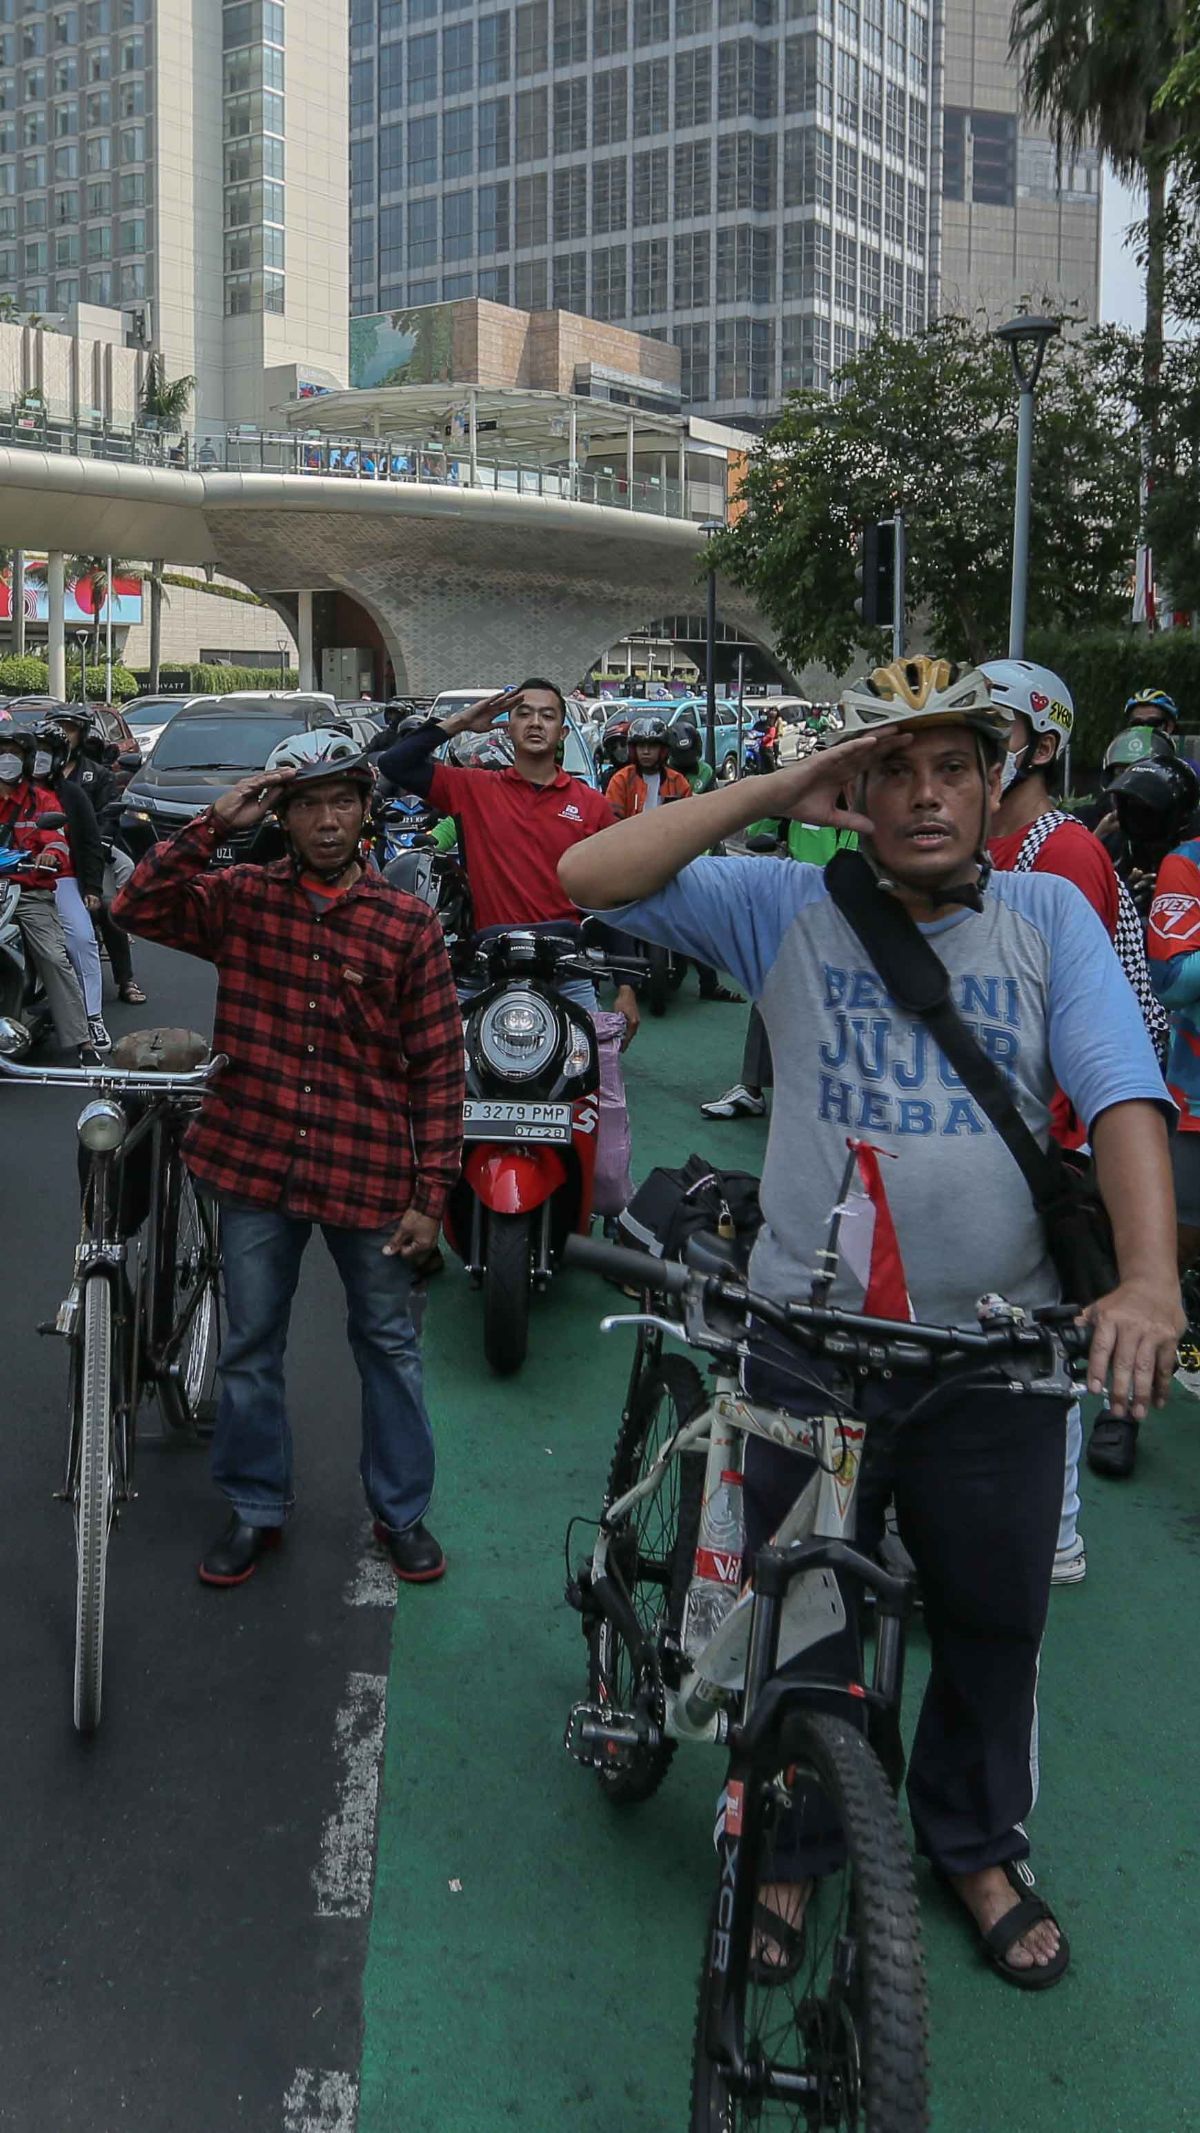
[1038,876,1173,1126]
[598,855,823,1000]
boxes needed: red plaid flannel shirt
[112,813,465,1227]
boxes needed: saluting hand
[755,731,898,838]
[212,768,297,830]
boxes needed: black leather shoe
[198,1512,283,1587]
[1086,1412,1139,1479]
[372,1517,445,1583]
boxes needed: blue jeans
[213,1198,436,1533]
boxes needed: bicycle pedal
[564,1700,660,1768]
[37,1319,64,1337]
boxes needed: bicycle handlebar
[0,1052,227,1096]
[562,1233,1092,1368]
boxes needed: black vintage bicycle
[563,1233,1089,2130]
[1,1034,224,1734]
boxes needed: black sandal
[977,1864,1070,1991]
[748,1896,808,1985]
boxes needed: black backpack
[616,1152,761,1269]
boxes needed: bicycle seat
[110,1027,210,1072]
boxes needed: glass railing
[0,402,715,522]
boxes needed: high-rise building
[0,0,348,432]
[349,0,940,425]
[938,0,1101,323]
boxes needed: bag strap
[824,849,1062,1211]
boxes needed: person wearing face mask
[40,714,146,1006]
[30,723,111,1053]
[984,659,1170,1551]
[0,725,95,1062]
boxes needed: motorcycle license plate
[462,1100,572,1143]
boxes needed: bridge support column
[296,588,315,692]
[47,549,65,697]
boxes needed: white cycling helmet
[979,660,1073,747]
[835,656,1013,753]
[265,726,374,794]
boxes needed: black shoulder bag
[824,848,1117,1307]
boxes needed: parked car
[125,694,202,755]
[119,694,339,864]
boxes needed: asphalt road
[0,938,393,2133]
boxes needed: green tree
[139,353,196,434]
[1009,0,1186,441]
[710,318,1139,674]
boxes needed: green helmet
[1102,724,1175,779]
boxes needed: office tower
[349,0,940,424]
[939,0,1101,323]
[0,0,348,431]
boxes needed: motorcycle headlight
[562,1023,592,1078]
[77,1098,128,1152]
[476,989,561,1081]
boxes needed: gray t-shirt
[608,858,1171,1327]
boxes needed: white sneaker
[87,1015,112,1053]
[699,1082,766,1120]
[1052,1534,1087,1586]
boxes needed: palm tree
[66,554,140,672]
[139,353,197,436]
[1010,0,1186,433]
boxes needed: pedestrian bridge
[0,399,771,694]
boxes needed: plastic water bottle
[683,1469,745,1661]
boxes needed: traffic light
[854,520,896,628]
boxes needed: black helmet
[1111,755,1200,861]
[32,722,70,773]
[628,714,670,748]
[0,723,37,759]
[398,711,436,736]
[667,720,702,766]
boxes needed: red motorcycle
[444,930,610,1374]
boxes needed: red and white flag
[833,1139,913,1321]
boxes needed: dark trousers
[95,904,133,989]
[742,1358,1067,1877]
[741,1006,773,1089]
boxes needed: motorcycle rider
[667,719,715,795]
[43,707,146,1005]
[112,728,465,1588]
[0,725,95,1061]
[597,715,632,793]
[378,680,640,1034]
[29,721,112,1053]
[606,715,693,818]
[1146,764,1200,1407]
[562,654,1180,1986]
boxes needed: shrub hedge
[0,655,138,700]
[1027,627,1200,769]
[125,662,299,694]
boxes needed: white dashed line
[341,1524,397,1609]
[282,2066,359,2132]
[312,1670,389,1919]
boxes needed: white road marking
[312,1670,388,1919]
[282,2067,359,2133]
[342,1524,397,1609]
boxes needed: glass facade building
[348,0,939,422]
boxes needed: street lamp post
[74,629,89,703]
[994,314,1061,659]
[277,635,289,687]
[699,518,724,774]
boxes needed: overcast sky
[1100,167,1145,329]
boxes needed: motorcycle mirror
[34,811,66,830]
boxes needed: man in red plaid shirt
[113,733,465,1588]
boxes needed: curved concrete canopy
[0,446,773,692]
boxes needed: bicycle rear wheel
[586,1353,704,1804]
[73,1274,115,1736]
[690,1712,927,2132]
[155,1159,220,1434]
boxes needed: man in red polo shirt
[379,678,640,1031]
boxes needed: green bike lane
[358,991,1200,2133]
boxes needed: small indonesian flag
[833,1139,913,1321]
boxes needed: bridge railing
[0,403,714,523]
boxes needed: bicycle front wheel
[691,1712,927,2132]
[74,1274,115,1736]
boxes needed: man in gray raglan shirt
[561,655,1182,1991]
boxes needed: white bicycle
[563,1232,1088,2132]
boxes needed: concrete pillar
[625,412,635,507]
[47,549,65,697]
[468,386,478,487]
[297,589,315,692]
[11,548,25,656]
